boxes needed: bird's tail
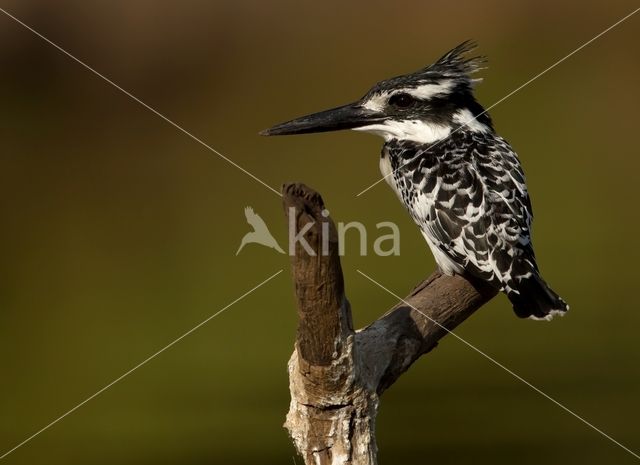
[507,273,569,321]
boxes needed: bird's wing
[470,135,538,289]
[400,133,535,290]
[420,157,498,284]
[244,206,255,222]
[244,206,271,235]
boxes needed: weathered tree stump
[282,182,497,465]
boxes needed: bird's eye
[389,93,415,108]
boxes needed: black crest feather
[421,40,486,83]
[368,41,486,95]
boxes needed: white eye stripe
[362,93,389,112]
[404,81,454,100]
[362,81,454,111]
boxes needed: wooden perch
[282,182,497,465]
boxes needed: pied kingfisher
[261,41,568,320]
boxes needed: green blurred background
[1,1,639,463]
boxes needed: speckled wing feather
[384,132,567,319]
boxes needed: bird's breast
[379,147,404,202]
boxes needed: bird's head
[261,41,492,143]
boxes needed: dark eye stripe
[389,93,416,108]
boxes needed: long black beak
[260,102,385,136]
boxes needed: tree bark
[282,182,497,465]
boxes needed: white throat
[353,120,451,143]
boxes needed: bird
[260,41,568,320]
[236,206,285,255]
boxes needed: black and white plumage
[262,41,568,320]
